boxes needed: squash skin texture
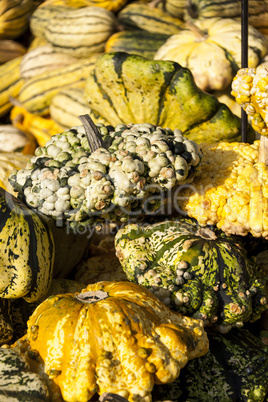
[153,328,268,401]
[24,281,209,402]
[115,219,268,330]
[0,347,50,401]
[0,188,55,302]
[177,140,268,238]
[84,52,254,144]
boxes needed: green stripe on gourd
[115,218,268,330]
[0,188,55,302]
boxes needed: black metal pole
[241,0,248,143]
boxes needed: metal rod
[241,0,248,143]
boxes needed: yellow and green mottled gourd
[115,217,268,331]
[0,188,55,302]
[84,52,254,143]
[23,280,209,402]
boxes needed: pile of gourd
[0,0,268,401]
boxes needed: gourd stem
[79,114,106,152]
[76,290,109,303]
[185,21,206,40]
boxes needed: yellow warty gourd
[231,65,268,135]
[177,140,268,238]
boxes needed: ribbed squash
[22,281,209,402]
[117,1,185,35]
[0,0,33,39]
[39,0,128,13]
[177,140,268,239]
[18,53,100,115]
[154,18,267,92]
[0,347,50,401]
[49,87,108,130]
[84,52,254,143]
[1,278,84,344]
[0,56,24,117]
[31,5,117,58]
[186,0,268,35]
[0,188,55,302]
[0,151,30,194]
[0,39,26,64]
[10,105,62,147]
[105,30,170,60]
[20,44,78,80]
[115,217,268,331]
[153,328,268,402]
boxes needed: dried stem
[79,114,105,152]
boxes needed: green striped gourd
[117,2,185,35]
[0,56,24,117]
[29,5,70,38]
[19,44,78,80]
[49,87,108,129]
[0,0,33,39]
[186,0,268,34]
[19,53,100,115]
[31,5,117,58]
[105,30,170,60]
[0,348,50,401]
[0,188,55,302]
[115,218,268,331]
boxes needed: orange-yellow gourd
[23,281,209,402]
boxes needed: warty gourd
[9,118,202,229]
[18,280,209,402]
